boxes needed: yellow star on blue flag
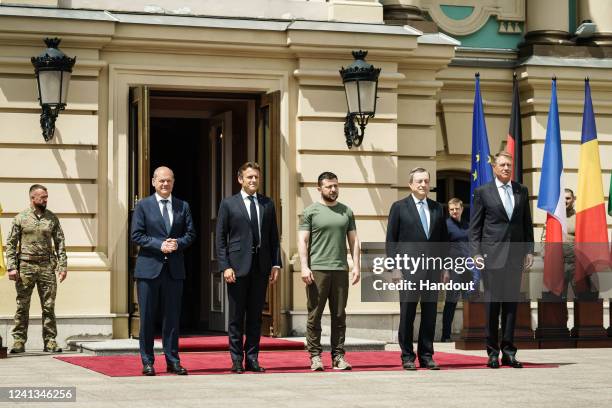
[470,74,494,207]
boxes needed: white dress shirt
[241,189,261,240]
[411,194,430,228]
[495,177,515,210]
[155,193,173,226]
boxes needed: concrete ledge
[72,336,385,355]
[0,316,113,350]
[72,338,163,356]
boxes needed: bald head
[152,166,175,198]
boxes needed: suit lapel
[489,181,510,221]
[510,182,521,221]
[235,193,251,223]
[169,198,180,234]
[426,198,435,238]
[256,194,265,229]
[148,195,166,232]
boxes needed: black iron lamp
[339,50,381,148]
[31,37,76,141]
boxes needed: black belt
[19,254,51,262]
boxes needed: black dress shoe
[439,337,453,343]
[142,364,156,376]
[486,356,500,369]
[402,360,417,371]
[419,359,440,370]
[501,356,523,368]
[167,363,188,375]
[245,360,266,372]
[231,360,244,374]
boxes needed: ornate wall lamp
[339,50,381,148]
[31,38,76,141]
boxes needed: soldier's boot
[10,341,25,354]
[43,339,62,353]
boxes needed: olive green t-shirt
[299,202,356,271]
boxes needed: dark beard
[322,194,337,203]
[34,203,46,212]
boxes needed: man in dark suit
[216,161,281,373]
[131,166,196,376]
[440,197,471,342]
[386,167,448,370]
[470,151,534,369]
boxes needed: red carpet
[173,336,305,352]
[56,351,557,377]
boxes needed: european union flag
[470,73,493,208]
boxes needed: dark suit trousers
[483,263,522,357]
[398,297,437,363]
[137,264,183,366]
[227,255,269,362]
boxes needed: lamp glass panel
[344,81,359,114]
[38,70,62,105]
[358,80,377,113]
[60,71,72,104]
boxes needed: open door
[257,91,282,337]
[128,86,150,338]
[208,111,233,332]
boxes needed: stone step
[71,337,387,356]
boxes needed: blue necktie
[502,185,513,219]
[418,200,429,239]
[248,196,260,247]
[161,199,171,234]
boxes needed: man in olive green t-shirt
[298,171,360,371]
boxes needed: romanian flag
[575,79,610,285]
[0,203,6,277]
[537,79,566,295]
[506,73,523,183]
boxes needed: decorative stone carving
[417,0,525,36]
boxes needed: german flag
[506,73,523,183]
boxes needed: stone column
[523,0,572,45]
[328,0,384,24]
[578,0,612,45]
[381,0,424,23]
[380,0,437,32]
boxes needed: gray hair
[408,167,430,184]
[152,166,175,180]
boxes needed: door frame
[122,84,286,336]
[257,91,282,337]
[109,66,289,338]
[208,111,233,332]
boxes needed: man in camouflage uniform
[6,184,67,353]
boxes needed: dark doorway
[128,89,281,336]
[147,95,252,333]
[149,117,209,332]
[436,171,471,223]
